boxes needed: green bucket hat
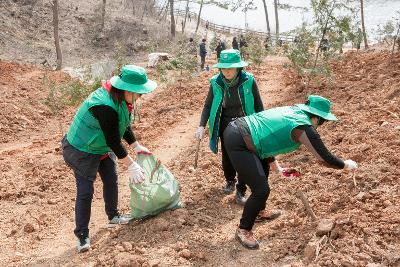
[110,65,157,94]
[213,49,248,68]
[296,95,337,121]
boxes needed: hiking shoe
[235,228,259,250]
[223,180,236,194]
[255,209,283,223]
[109,214,131,225]
[77,236,90,253]
[235,191,247,206]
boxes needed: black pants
[220,134,247,193]
[223,122,270,230]
[200,55,206,69]
[62,137,119,238]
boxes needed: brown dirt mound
[1,51,399,266]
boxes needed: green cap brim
[212,61,248,69]
[296,104,337,121]
[110,76,157,94]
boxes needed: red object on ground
[282,168,301,178]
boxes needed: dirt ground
[1,50,400,267]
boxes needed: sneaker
[109,214,131,225]
[223,180,236,194]
[235,191,247,205]
[235,228,259,250]
[77,236,90,253]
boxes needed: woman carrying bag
[62,65,156,253]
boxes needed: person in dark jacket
[195,49,264,205]
[232,37,239,50]
[215,39,226,61]
[223,95,358,249]
[62,65,157,253]
[199,38,207,70]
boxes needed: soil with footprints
[0,51,399,267]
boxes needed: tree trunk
[52,0,62,70]
[169,0,175,38]
[195,0,204,33]
[262,0,271,38]
[360,0,368,49]
[182,0,190,33]
[141,2,148,22]
[274,0,279,43]
[101,0,106,31]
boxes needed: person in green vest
[195,49,265,205]
[62,65,157,253]
[223,95,358,249]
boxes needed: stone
[121,242,132,251]
[356,192,366,201]
[23,223,36,233]
[316,219,335,236]
[304,241,317,260]
[179,249,191,259]
[148,259,160,267]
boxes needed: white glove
[344,159,358,170]
[127,161,145,184]
[133,142,152,155]
[195,126,205,140]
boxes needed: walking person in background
[195,49,265,205]
[188,37,197,57]
[215,39,226,61]
[232,36,239,50]
[239,34,248,60]
[62,65,157,253]
[223,95,358,249]
[199,38,207,70]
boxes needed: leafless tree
[360,0,368,48]
[52,0,62,70]
[274,0,279,42]
[169,0,176,38]
[195,0,204,33]
[101,0,106,31]
[262,0,271,38]
[182,0,190,33]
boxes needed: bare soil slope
[0,51,399,267]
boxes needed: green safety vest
[208,71,256,153]
[66,88,132,154]
[244,106,312,159]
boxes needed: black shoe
[235,191,247,205]
[77,236,90,253]
[223,180,236,194]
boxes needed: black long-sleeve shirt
[90,105,136,159]
[199,79,264,135]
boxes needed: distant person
[199,38,207,70]
[195,49,265,205]
[232,37,239,50]
[206,21,209,30]
[215,39,226,61]
[188,13,191,22]
[320,37,329,55]
[188,37,197,56]
[223,95,358,249]
[239,35,248,59]
[62,65,156,253]
[264,36,271,50]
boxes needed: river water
[172,0,400,41]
